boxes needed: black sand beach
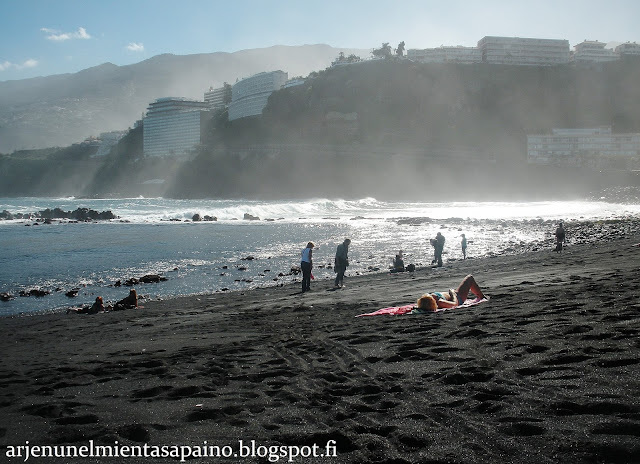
[1,235,639,463]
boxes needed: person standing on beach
[461,234,467,259]
[431,232,445,267]
[300,242,314,292]
[334,238,351,288]
[554,222,566,252]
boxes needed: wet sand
[1,236,639,463]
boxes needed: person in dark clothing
[461,234,467,259]
[113,289,138,310]
[554,222,566,252]
[334,239,351,288]
[431,232,445,267]
[67,296,104,314]
[300,242,314,292]
[391,253,405,272]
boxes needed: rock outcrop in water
[0,208,118,221]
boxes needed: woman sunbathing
[416,274,486,312]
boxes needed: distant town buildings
[143,97,212,157]
[408,36,640,66]
[527,127,640,170]
[228,70,288,121]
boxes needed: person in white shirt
[300,242,315,292]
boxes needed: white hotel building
[407,46,482,64]
[477,36,570,66]
[143,97,212,157]
[527,127,640,169]
[571,41,617,64]
[228,70,288,121]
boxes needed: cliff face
[256,58,640,156]
[162,58,640,199]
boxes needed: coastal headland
[1,234,639,463]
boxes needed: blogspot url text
[5,440,339,462]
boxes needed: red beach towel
[356,297,489,317]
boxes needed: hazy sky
[2,0,639,81]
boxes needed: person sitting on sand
[112,289,138,311]
[414,275,486,313]
[67,296,104,315]
[391,253,405,272]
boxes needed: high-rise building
[477,36,570,66]
[204,83,231,109]
[143,97,211,157]
[228,71,288,121]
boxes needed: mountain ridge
[0,44,369,152]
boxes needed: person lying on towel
[414,274,486,313]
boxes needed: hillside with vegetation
[2,57,639,200]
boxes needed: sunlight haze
[2,0,639,81]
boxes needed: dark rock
[65,289,79,298]
[192,214,202,222]
[0,292,14,301]
[243,213,260,221]
[139,274,167,284]
[20,289,50,297]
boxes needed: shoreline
[1,235,639,463]
[3,215,640,318]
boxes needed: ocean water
[1,197,639,316]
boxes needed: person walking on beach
[334,238,351,288]
[431,232,445,267]
[554,222,566,252]
[461,234,467,259]
[300,242,314,293]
